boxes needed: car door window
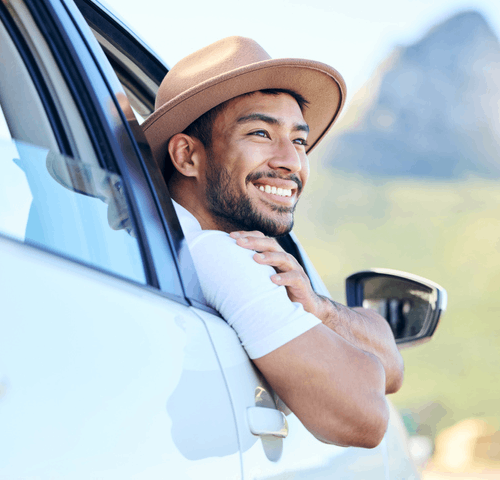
[0,2,145,284]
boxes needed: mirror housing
[346,269,447,346]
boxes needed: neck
[169,178,222,231]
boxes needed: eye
[293,138,309,147]
[249,129,270,139]
[114,180,123,194]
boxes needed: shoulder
[186,229,321,359]
[187,229,233,251]
[186,229,280,315]
[187,229,276,284]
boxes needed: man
[143,36,404,448]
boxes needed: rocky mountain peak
[320,11,500,178]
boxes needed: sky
[101,0,500,105]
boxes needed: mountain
[319,11,500,178]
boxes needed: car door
[72,2,421,479]
[0,1,241,478]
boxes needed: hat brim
[142,57,346,171]
[46,150,116,200]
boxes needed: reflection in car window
[0,104,9,140]
[0,7,147,285]
[0,137,146,284]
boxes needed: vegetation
[294,164,500,435]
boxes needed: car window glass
[0,104,9,139]
[0,4,146,284]
[0,136,146,283]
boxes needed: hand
[229,231,328,319]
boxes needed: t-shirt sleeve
[187,230,321,359]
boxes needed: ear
[168,133,204,179]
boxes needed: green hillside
[294,166,500,435]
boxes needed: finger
[268,268,321,316]
[229,230,266,239]
[271,270,303,285]
[270,271,313,299]
[253,251,300,273]
[235,235,285,253]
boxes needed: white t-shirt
[172,200,321,359]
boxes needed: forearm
[254,324,390,448]
[314,296,404,394]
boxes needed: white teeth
[257,184,293,197]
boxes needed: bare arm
[253,323,390,447]
[230,231,404,395]
[186,229,395,448]
[312,298,404,394]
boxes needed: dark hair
[164,89,309,180]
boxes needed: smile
[257,185,292,197]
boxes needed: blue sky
[102,0,500,104]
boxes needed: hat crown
[155,36,271,110]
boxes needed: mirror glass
[360,276,437,340]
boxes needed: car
[0,0,446,478]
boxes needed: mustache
[246,171,303,194]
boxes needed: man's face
[201,92,309,237]
[91,169,136,237]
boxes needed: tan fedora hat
[142,36,346,171]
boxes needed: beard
[204,151,302,237]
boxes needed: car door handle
[247,406,289,438]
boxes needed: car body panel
[0,235,241,479]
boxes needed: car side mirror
[345,269,447,346]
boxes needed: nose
[268,137,303,174]
[107,196,130,231]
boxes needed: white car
[0,0,445,478]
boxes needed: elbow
[324,356,391,448]
[345,396,390,449]
[356,414,389,449]
[312,394,390,449]
[385,352,405,394]
[386,375,404,395]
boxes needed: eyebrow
[236,113,310,133]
